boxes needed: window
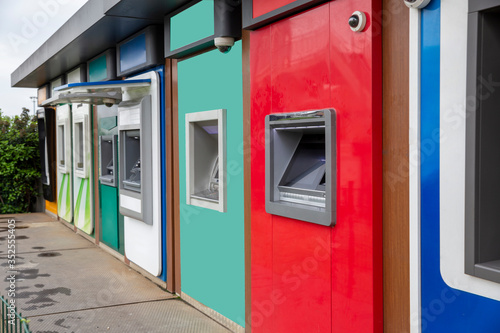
[185,109,226,212]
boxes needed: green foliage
[0,108,41,213]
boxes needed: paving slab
[0,247,173,317]
[30,299,231,333]
[0,222,93,255]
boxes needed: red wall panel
[253,0,296,18]
[250,1,382,332]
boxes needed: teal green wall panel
[178,42,244,327]
[100,184,120,250]
[88,54,108,82]
[170,0,214,51]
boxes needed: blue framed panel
[420,0,500,331]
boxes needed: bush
[0,108,41,213]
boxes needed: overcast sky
[0,0,88,117]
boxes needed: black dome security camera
[404,0,431,8]
[349,11,366,32]
[214,37,235,54]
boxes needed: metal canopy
[11,0,192,88]
[41,79,151,106]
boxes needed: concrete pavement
[0,213,231,333]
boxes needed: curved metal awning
[41,79,151,106]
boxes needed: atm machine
[66,65,93,234]
[265,109,336,226]
[72,102,93,234]
[97,103,123,252]
[55,104,72,223]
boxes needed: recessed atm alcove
[122,130,141,193]
[100,135,117,187]
[185,109,226,212]
[266,109,336,226]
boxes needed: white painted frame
[409,7,422,332]
[185,109,227,213]
[72,111,89,179]
[56,110,71,174]
[122,71,162,277]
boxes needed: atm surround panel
[185,109,227,212]
[266,109,336,226]
[118,96,153,224]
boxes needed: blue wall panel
[420,1,500,331]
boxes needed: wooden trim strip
[382,0,410,331]
[172,58,182,294]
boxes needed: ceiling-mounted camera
[404,0,431,9]
[214,37,235,54]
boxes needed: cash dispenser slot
[266,109,336,226]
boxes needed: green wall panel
[170,0,214,51]
[88,54,108,82]
[178,42,244,327]
[100,184,120,250]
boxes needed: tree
[0,108,41,213]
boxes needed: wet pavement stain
[0,226,29,232]
[37,252,61,258]
[15,269,50,280]
[55,318,71,329]
[17,287,72,310]
[0,235,29,240]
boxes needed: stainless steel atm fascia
[118,96,153,224]
[265,109,336,226]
